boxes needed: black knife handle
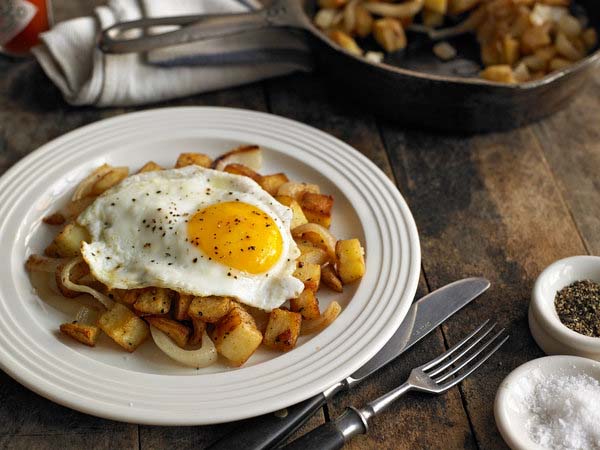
[282,421,346,450]
[207,393,327,450]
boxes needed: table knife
[207,277,490,450]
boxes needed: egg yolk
[187,202,283,274]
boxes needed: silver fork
[282,320,509,450]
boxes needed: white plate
[0,107,420,425]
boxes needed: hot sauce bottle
[0,0,52,56]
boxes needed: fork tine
[433,328,506,383]
[427,322,497,378]
[437,333,509,391]
[421,320,491,372]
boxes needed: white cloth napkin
[32,0,313,106]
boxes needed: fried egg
[77,166,304,310]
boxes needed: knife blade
[207,277,489,450]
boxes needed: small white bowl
[529,255,600,361]
[495,355,600,450]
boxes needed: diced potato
[555,32,584,61]
[294,262,321,292]
[275,195,309,229]
[145,316,190,348]
[259,173,289,196]
[503,35,520,65]
[354,4,374,37]
[246,306,270,333]
[63,196,95,220]
[223,163,262,182]
[328,29,363,56]
[137,161,163,173]
[188,296,232,323]
[133,287,173,315]
[300,193,334,228]
[277,182,320,201]
[175,152,212,168]
[211,304,263,366]
[422,9,444,27]
[558,14,582,38]
[55,259,90,298]
[373,18,407,53]
[301,301,342,336]
[521,25,551,54]
[60,322,100,346]
[91,167,129,195]
[48,223,90,258]
[189,317,206,346]
[98,303,149,352]
[263,308,302,352]
[290,289,321,320]
[481,42,502,66]
[335,239,366,284]
[425,0,447,14]
[173,293,193,321]
[321,264,344,292]
[111,288,144,305]
[480,65,517,83]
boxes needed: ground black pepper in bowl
[554,280,600,338]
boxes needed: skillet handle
[99,9,270,54]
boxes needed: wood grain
[266,73,476,450]
[381,123,587,449]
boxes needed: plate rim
[0,107,421,425]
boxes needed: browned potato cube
[521,25,551,54]
[133,287,173,315]
[137,161,163,173]
[175,152,212,168]
[297,241,329,265]
[335,239,366,284]
[49,223,90,258]
[448,0,479,15]
[277,182,320,201]
[211,305,263,366]
[290,290,320,320]
[328,30,362,56]
[321,264,343,292]
[354,4,373,38]
[480,65,517,84]
[223,163,262,182]
[259,173,289,196]
[60,322,100,346]
[293,262,321,292]
[98,303,149,352]
[145,316,190,348]
[91,167,129,195]
[300,193,334,228]
[189,317,206,346]
[43,213,66,225]
[263,308,302,352]
[503,35,520,66]
[188,296,232,323]
[424,0,447,14]
[275,195,308,229]
[173,293,193,321]
[373,18,406,53]
[113,288,144,305]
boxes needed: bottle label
[0,0,37,46]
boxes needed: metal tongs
[98,0,309,54]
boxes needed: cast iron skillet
[100,0,600,132]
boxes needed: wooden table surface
[2,3,600,450]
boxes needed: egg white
[78,166,303,310]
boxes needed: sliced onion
[300,301,342,336]
[292,223,337,260]
[151,326,217,369]
[213,145,262,172]
[26,254,69,273]
[71,164,112,201]
[74,305,100,325]
[363,0,424,19]
[60,257,114,309]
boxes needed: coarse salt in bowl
[529,256,600,361]
[495,355,600,450]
